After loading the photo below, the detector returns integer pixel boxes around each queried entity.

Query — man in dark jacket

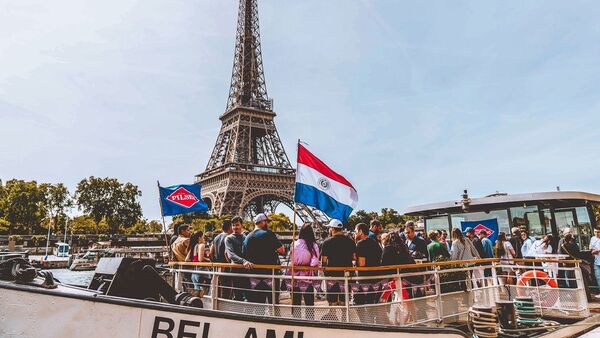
[509,227,523,259]
[466,227,487,258]
[405,221,428,260]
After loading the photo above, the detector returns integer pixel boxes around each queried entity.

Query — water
[51,269,95,286]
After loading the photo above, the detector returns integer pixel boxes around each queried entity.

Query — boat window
[510,206,544,239]
[554,208,579,246]
[425,215,449,233]
[575,206,592,249]
[450,210,510,235]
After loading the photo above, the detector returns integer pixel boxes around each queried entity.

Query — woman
[495,232,516,285]
[529,234,554,256]
[450,228,480,261]
[288,224,320,319]
[380,231,413,323]
[450,228,481,287]
[187,231,211,297]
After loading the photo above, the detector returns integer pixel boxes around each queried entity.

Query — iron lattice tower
[197,0,326,224]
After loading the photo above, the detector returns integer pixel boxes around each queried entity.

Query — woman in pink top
[288,223,320,319]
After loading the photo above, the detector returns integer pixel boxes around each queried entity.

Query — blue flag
[460,218,499,245]
[159,183,209,216]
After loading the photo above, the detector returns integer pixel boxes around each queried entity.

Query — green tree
[347,210,378,228]
[75,176,142,234]
[268,213,292,232]
[40,183,73,234]
[1,179,45,234]
[121,219,164,234]
[70,215,110,234]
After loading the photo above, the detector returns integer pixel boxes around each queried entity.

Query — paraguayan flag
[294,143,358,223]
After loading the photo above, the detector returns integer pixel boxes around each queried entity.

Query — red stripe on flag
[297,143,355,190]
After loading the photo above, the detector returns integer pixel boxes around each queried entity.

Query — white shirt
[590,236,600,266]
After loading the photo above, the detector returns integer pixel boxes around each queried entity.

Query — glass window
[450,210,510,235]
[575,206,592,249]
[426,215,449,233]
[510,206,544,239]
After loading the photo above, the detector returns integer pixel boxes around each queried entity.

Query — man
[440,230,452,252]
[210,219,233,299]
[427,230,450,261]
[225,216,254,301]
[210,220,233,262]
[354,222,382,306]
[321,219,356,319]
[509,227,523,259]
[479,230,494,259]
[557,228,572,255]
[170,224,192,290]
[169,224,181,247]
[589,228,600,295]
[369,220,383,242]
[405,221,428,260]
[466,227,487,259]
[520,230,536,258]
[243,213,285,305]
[171,224,191,262]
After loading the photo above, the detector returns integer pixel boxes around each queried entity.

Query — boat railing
[168,258,589,326]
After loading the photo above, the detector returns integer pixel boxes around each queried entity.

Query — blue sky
[1,1,600,221]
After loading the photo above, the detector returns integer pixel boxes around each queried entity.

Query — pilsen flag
[159,183,209,216]
[294,143,358,223]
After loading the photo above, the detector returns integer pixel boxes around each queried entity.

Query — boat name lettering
[244,328,303,338]
[151,316,209,338]
[150,316,304,338]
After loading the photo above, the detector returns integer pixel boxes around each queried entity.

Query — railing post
[271,268,276,316]
[173,266,180,291]
[573,262,588,313]
[211,267,219,310]
[397,269,404,326]
[344,271,350,323]
[434,266,443,322]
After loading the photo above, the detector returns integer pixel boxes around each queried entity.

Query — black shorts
[326,281,345,303]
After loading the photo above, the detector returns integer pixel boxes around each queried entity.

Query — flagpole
[157,180,171,261]
[290,139,300,307]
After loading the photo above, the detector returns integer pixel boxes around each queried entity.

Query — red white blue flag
[294,143,358,222]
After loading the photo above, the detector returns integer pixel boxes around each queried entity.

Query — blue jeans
[594,264,600,290]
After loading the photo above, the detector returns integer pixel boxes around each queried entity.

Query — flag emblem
[318,177,331,191]
[166,187,200,208]
[474,223,494,236]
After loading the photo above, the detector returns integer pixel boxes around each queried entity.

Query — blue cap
[464,227,474,234]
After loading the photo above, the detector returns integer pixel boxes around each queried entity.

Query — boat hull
[0,282,467,338]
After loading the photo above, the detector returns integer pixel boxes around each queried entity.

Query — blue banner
[460,218,499,245]
[159,183,208,216]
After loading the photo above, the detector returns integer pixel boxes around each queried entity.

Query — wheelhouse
[404,191,600,249]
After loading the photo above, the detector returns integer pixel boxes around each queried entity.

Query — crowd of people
[169,214,600,311]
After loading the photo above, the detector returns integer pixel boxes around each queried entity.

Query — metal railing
[168,258,590,326]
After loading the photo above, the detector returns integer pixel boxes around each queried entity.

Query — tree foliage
[347,208,417,229]
[121,219,164,234]
[268,213,292,232]
[1,179,46,234]
[75,176,142,234]
[40,183,73,233]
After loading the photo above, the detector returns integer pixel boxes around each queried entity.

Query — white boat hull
[0,283,466,338]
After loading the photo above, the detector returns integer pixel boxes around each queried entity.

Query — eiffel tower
[197,0,326,224]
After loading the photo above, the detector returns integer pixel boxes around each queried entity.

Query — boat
[0,252,592,337]
[69,249,106,271]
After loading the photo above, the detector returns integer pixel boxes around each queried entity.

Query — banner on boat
[294,142,358,223]
[460,218,499,245]
[159,183,209,216]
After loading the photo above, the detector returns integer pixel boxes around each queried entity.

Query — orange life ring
[517,270,558,288]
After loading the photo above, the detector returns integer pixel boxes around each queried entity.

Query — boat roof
[404,190,600,216]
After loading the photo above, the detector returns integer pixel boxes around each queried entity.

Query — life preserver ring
[517,270,558,288]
